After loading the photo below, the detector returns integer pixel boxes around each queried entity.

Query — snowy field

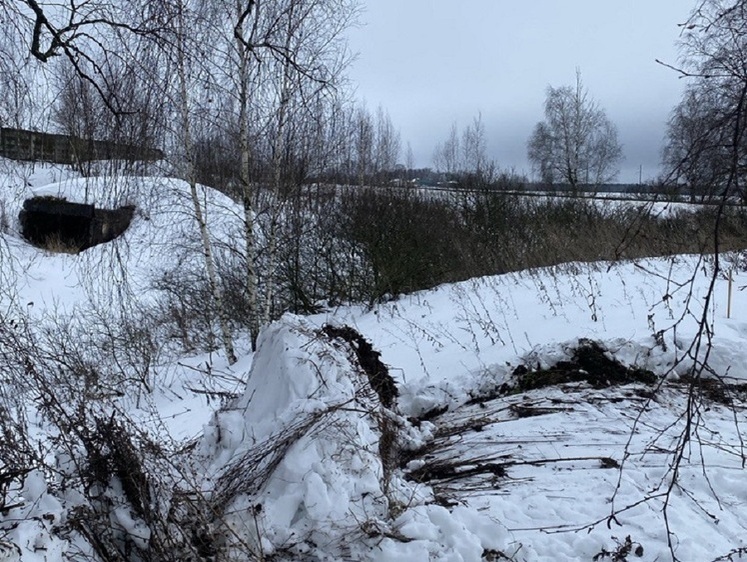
[0,161,746,561]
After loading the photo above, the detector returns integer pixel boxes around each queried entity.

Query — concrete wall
[0,127,164,164]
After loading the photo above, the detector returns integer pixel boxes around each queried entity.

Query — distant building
[0,127,163,165]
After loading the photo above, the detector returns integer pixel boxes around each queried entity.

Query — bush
[337,188,475,302]
[146,185,747,348]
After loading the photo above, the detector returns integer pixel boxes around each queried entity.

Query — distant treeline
[309,165,657,195]
[0,127,164,165]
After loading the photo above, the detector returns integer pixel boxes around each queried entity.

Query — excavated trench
[19,196,134,253]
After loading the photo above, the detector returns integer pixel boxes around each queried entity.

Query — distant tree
[661,0,747,203]
[527,71,623,189]
[373,106,401,183]
[662,86,733,202]
[462,113,488,176]
[527,122,555,185]
[433,116,492,185]
[433,122,461,176]
[432,115,498,192]
[405,142,415,180]
[335,104,401,186]
[53,55,166,176]
[353,106,375,186]
[0,29,47,130]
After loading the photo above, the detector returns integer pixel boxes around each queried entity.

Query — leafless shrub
[336,187,475,303]
[152,270,221,355]
[331,188,747,305]
[0,308,220,561]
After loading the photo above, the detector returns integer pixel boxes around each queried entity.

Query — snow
[1,158,747,560]
[0,165,242,314]
[199,317,403,558]
[308,255,745,415]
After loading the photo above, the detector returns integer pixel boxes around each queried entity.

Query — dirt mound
[511,339,657,392]
[322,324,398,408]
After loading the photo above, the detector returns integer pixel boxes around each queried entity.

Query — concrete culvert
[19,196,135,253]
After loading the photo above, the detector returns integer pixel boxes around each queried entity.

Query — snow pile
[0,168,243,320]
[310,254,747,415]
[1,471,67,561]
[199,316,505,560]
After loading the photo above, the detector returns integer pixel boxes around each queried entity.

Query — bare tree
[2,1,173,117]
[616,3,747,559]
[527,70,623,190]
[405,142,415,178]
[203,0,360,346]
[168,0,238,363]
[433,121,461,176]
[662,85,735,201]
[373,105,401,183]
[527,122,555,186]
[353,105,375,186]
[52,53,166,177]
[661,0,747,204]
[0,29,49,130]
[462,113,487,176]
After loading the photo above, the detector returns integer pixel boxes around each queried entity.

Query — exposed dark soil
[322,324,400,492]
[510,340,657,393]
[322,324,398,408]
[19,196,135,253]
[674,375,747,406]
[401,340,747,507]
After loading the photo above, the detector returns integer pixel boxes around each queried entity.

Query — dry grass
[37,232,84,254]
[333,189,747,301]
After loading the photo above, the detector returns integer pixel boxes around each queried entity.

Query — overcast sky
[346,1,692,183]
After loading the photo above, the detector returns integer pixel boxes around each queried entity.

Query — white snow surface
[1,160,747,561]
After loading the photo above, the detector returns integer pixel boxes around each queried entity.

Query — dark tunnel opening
[19,196,135,253]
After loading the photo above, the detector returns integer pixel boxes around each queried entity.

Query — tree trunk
[177,10,237,364]
[235,1,261,350]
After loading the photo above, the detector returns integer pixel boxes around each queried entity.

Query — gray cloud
[348,0,690,183]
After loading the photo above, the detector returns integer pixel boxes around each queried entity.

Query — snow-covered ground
[1,160,746,561]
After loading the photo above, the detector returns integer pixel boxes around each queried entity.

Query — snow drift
[199,316,505,560]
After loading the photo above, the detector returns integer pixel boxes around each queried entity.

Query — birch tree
[214,0,359,347]
[170,0,238,363]
[5,0,360,351]
[527,71,623,189]
[433,122,461,176]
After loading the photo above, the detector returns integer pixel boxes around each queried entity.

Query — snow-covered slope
[1,160,746,561]
[192,252,747,561]
[308,254,747,410]
[1,167,241,316]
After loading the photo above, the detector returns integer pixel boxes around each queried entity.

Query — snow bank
[309,254,747,415]
[0,169,243,319]
[200,315,507,560]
